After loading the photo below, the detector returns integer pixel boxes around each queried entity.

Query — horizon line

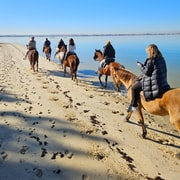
[0,32,180,37]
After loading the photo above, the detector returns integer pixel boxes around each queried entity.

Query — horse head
[93,49,103,61]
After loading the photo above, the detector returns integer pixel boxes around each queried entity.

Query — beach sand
[0,43,179,180]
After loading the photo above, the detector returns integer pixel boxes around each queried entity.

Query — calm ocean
[0,35,180,87]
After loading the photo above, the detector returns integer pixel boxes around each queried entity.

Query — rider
[64,38,76,60]
[55,38,66,56]
[43,38,51,54]
[24,36,36,60]
[103,41,115,64]
[127,44,171,112]
[58,38,66,50]
[98,40,116,71]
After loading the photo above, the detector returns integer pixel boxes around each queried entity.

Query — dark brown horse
[63,53,80,85]
[112,66,180,138]
[93,49,124,91]
[43,46,51,61]
[28,49,39,72]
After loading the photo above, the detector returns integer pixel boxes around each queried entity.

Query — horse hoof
[142,132,147,139]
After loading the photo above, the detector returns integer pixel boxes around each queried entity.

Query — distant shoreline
[0,33,180,38]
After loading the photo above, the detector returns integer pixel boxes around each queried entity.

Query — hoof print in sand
[20,145,29,154]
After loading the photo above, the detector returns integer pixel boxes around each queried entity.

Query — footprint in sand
[49,119,56,128]
[19,145,29,154]
[49,96,59,101]
[82,174,90,180]
[41,148,48,157]
[0,151,8,160]
[51,150,74,160]
[83,109,90,113]
[33,168,43,178]
[53,169,61,174]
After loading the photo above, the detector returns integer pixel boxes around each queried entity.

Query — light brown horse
[43,46,51,61]
[63,53,80,85]
[28,49,39,72]
[93,49,124,91]
[112,67,180,138]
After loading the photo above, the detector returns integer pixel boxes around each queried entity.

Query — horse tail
[73,56,79,72]
[35,50,39,61]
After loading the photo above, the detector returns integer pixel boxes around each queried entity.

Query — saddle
[100,58,115,69]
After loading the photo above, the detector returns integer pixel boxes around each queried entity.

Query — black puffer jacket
[140,57,170,101]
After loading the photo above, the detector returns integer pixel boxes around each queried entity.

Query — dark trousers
[130,80,142,107]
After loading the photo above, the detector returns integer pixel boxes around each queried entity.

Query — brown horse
[112,67,180,138]
[63,53,80,85]
[28,49,39,72]
[43,46,51,61]
[93,49,124,91]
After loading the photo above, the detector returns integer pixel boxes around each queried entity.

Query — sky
[0,0,180,35]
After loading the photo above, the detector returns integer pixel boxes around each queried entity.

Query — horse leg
[64,66,66,77]
[169,111,180,133]
[31,56,35,72]
[32,64,35,72]
[48,53,51,61]
[111,71,121,92]
[36,59,38,72]
[75,73,78,85]
[126,108,147,138]
[126,112,132,122]
[61,60,63,69]
[104,75,108,88]
[33,59,35,72]
[71,72,73,80]
[136,109,147,138]
[98,74,104,87]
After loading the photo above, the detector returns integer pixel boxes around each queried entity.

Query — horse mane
[114,67,137,83]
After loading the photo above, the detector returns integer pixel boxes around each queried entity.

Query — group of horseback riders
[24,36,77,63]
[24,37,170,114]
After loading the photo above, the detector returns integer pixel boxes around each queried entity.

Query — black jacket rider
[103,42,115,64]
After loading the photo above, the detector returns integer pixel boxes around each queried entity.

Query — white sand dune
[0,43,179,180]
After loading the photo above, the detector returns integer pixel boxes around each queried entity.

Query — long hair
[69,38,75,46]
[146,44,163,59]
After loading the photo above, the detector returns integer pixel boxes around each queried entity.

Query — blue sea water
[0,35,180,87]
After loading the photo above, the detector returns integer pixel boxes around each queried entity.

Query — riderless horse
[93,49,124,91]
[112,66,180,138]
